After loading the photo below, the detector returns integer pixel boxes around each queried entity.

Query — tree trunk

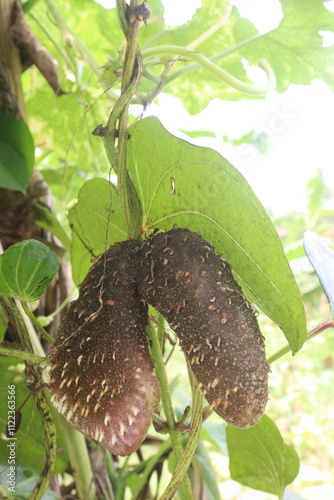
[0,0,26,119]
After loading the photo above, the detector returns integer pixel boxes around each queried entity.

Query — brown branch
[9,1,66,96]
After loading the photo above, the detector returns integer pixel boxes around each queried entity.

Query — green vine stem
[149,317,195,499]
[142,33,265,100]
[0,345,48,364]
[114,0,143,238]
[268,319,334,364]
[141,45,276,96]
[102,0,144,239]
[129,439,173,498]
[21,301,54,344]
[57,419,97,500]
[1,297,56,499]
[160,364,203,500]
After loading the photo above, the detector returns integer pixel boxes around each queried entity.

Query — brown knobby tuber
[50,228,269,455]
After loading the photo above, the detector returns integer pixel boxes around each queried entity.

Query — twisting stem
[160,364,203,500]
[117,0,142,237]
[142,45,276,96]
[104,0,143,239]
[0,297,56,500]
[149,318,195,499]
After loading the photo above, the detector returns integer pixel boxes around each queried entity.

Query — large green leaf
[127,116,306,353]
[0,112,34,191]
[69,178,127,285]
[0,240,59,302]
[234,0,334,93]
[226,415,300,499]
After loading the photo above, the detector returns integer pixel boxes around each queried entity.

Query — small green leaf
[0,112,34,191]
[0,240,59,301]
[226,415,300,499]
[69,178,127,285]
[303,230,334,317]
[127,116,306,353]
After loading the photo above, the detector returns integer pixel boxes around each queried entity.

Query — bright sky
[96,0,334,216]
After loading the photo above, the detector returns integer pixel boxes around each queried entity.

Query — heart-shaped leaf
[127,116,306,353]
[226,414,300,499]
[0,240,59,301]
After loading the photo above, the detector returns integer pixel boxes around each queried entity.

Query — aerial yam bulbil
[50,228,269,456]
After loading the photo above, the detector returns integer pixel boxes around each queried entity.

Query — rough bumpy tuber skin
[50,227,269,456]
[49,240,160,456]
[138,228,270,428]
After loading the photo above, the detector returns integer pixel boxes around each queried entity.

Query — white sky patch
[162,0,201,27]
[95,0,116,8]
[232,0,283,33]
[324,0,334,12]
[320,30,334,47]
